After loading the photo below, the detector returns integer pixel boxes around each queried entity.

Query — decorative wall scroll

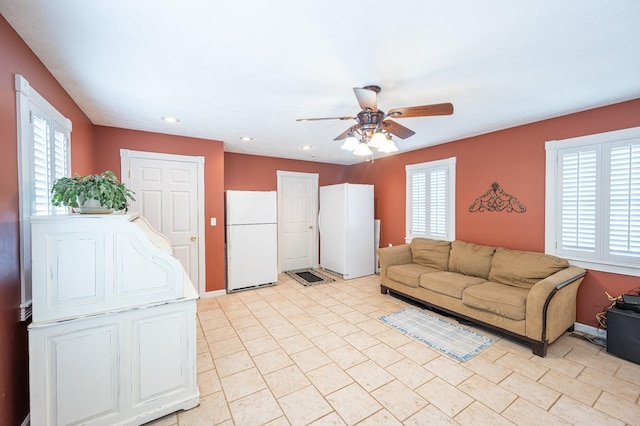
[469,182,526,213]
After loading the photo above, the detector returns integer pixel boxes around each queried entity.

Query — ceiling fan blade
[388,102,454,118]
[297,116,354,122]
[333,126,356,141]
[381,120,415,139]
[353,87,377,111]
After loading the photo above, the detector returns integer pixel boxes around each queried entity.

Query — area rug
[379,308,495,362]
[286,268,335,286]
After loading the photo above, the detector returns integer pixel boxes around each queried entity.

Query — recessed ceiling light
[161,116,180,123]
[240,136,253,142]
[300,145,312,150]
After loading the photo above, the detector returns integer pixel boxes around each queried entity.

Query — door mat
[286,269,335,286]
[379,308,495,362]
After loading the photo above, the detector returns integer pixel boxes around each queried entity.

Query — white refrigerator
[319,183,374,279]
[226,190,278,292]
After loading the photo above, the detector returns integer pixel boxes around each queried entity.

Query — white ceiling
[2,1,640,165]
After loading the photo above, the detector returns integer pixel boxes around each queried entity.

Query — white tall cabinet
[29,214,200,426]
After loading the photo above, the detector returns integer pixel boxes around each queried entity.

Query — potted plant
[51,170,136,214]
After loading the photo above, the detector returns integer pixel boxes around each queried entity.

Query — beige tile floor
[147,273,640,426]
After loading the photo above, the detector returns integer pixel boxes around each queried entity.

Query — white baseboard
[574,322,607,339]
[202,289,226,298]
[21,413,30,426]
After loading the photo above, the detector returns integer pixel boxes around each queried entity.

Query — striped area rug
[379,308,495,362]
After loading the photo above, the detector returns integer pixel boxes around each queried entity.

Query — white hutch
[28,214,200,425]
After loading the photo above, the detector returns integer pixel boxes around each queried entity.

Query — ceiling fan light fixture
[341,135,359,151]
[368,131,387,148]
[353,142,373,156]
[378,137,398,153]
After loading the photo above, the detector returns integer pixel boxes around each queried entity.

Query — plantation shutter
[52,122,69,213]
[546,127,640,276]
[608,142,640,257]
[410,170,427,236]
[558,148,597,256]
[31,108,69,215]
[430,168,447,237]
[407,161,452,240]
[32,111,51,215]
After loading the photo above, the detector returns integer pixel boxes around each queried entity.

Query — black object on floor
[295,271,324,283]
[286,269,335,286]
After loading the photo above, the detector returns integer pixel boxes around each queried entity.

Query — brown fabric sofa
[377,238,586,356]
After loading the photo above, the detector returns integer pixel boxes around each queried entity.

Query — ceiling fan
[297,85,453,155]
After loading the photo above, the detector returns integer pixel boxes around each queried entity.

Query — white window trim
[405,157,456,243]
[545,125,640,277]
[16,74,72,321]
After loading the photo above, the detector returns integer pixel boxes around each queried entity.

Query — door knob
[308,225,313,229]
[191,236,197,241]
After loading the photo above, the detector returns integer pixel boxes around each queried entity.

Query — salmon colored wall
[0,15,96,425]
[224,152,348,190]
[2,14,640,421]
[347,98,640,327]
[93,126,226,292]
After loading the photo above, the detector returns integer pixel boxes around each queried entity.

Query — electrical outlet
[210,217,216,226]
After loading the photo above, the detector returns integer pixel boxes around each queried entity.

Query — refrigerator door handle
[317,209,322,234]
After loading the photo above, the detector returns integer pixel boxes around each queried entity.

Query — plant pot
[75,197,115,214]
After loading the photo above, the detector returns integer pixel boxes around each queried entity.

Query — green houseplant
[51,170,136,213]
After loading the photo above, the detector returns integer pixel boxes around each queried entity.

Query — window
[406,157,456,242]
[16,74,72,320]
[545,126,640,276]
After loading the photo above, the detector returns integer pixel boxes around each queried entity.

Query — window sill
[554,257,640,278]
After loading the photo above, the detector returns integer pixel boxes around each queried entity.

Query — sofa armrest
[378,244,413,282]
[525,266,587,342]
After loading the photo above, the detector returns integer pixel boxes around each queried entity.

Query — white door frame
[276,171,319,272]
[120,149,206,296]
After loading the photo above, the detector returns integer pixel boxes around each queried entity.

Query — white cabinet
[30,214,185,323]
[29,214,200,425]
[29,295,199,425]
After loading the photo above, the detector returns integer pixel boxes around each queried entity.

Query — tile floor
[147,273,640,425]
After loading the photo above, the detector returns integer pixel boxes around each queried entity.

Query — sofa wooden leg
[531,341,548,357]
[380,286,388,295]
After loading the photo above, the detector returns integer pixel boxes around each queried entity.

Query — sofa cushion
[448,240,496,279]
[419,271,487,299]
[410,238,451,271]
[387,264,441,288]
[462,282,529,321]
[488,248,569,289]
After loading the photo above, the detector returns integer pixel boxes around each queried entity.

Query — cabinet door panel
[48,325,119,425]
[134,311,187,403]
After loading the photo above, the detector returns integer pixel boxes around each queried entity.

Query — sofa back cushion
[448,240,496,279]
[410,238,451,271]
[488,248,569,289]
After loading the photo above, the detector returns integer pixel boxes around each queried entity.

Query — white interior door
[277,171,318,272]
[120,150,205,295]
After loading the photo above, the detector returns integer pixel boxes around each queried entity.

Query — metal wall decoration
[469,182,527,213]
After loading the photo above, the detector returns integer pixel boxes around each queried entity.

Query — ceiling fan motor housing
[357,110,385,130]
